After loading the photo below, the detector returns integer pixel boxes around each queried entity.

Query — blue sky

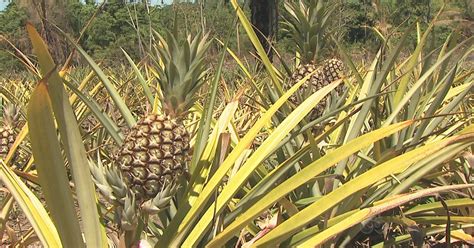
[0,0,9,11]
[0,1,174,11]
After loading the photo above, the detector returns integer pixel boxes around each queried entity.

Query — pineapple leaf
[152,30,210,117]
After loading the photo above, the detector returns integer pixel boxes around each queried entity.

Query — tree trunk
[250,0,278,62]
[18,0,72,64]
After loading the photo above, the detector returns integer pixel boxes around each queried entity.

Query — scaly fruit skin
[114,32,209,205]
[117,114,190,201]
[0,104,20,160]
[288,58,345,120]
[311,58,345,95]
[0,127,15,158]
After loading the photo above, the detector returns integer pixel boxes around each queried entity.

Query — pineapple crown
[2,103,20,128]
[153,30,211,118]
[282,0,337,64]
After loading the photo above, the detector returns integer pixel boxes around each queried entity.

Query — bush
[0,2,28,73]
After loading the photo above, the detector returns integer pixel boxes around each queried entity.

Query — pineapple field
[1,0,473,247]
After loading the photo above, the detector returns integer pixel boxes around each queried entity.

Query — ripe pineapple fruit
[115,31,210,202]
[291,58,345,120]
[0,104,20,160]
[283,0,345,119]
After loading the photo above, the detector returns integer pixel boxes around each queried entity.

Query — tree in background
[0,2,28,73]
[0,0,470,73]
[17,0,73,64]
[250,0,278,61]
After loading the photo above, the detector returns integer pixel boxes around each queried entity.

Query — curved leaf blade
[254,133,474,246]
[27,81,84,247]
[0,162,61,247]
[207,121,413,247]
[27,24,107,248]
[299,184,474,247]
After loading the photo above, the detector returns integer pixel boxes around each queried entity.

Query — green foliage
[281,0,338,63]
[1,1,467,72]
[0,2,27,35]
[0,2,28,73]
[341,1,377,44]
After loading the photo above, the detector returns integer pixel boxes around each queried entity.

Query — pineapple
[296,58,345,120]
[283,0,345,120]
[0,104,20,160]
[115,31,210,202]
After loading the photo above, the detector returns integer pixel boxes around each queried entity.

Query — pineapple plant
[114,31,210,202]
[300,58,346,120]
[0,104,20,160]
[282,0,346,119]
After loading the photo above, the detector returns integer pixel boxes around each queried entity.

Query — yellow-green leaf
[298,184,474,247]
[27,81,84,247]
[254,133,474,246]
[207,121,413,247]
[183,77,343,246]
[27,24,107,248]
[0,161,61,247]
